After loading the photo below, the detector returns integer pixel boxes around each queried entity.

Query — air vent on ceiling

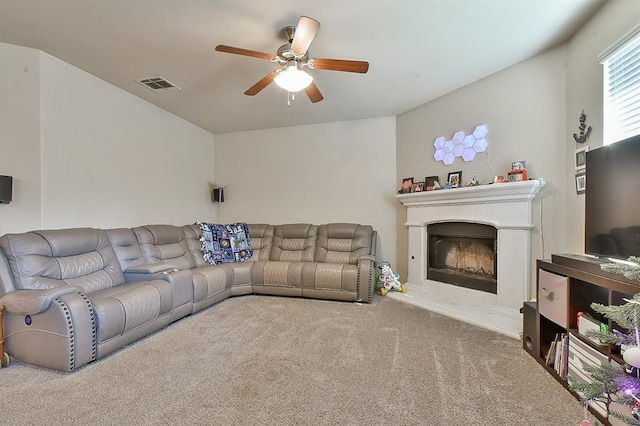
[136,76,181,91]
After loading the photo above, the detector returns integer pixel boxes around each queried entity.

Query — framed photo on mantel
[412,182,424,192]
[425,176,439,191]
[400,177,414,193]
[507,169,528,182]
[447,171,461,188]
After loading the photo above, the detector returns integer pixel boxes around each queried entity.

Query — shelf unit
[535,254,640,425]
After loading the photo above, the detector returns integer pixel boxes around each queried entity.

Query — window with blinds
[600,27,640,145]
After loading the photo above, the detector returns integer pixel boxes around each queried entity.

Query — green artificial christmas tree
[568,361,626,422]
[568,258,640,425]
[601,257,640,282]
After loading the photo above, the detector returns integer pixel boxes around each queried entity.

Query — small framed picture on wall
[575,146,588,170]
[575,171,586,194]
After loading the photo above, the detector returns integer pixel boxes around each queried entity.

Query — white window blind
[600,27,640,145]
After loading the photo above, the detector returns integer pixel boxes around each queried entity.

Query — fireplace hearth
[427,222,497,294]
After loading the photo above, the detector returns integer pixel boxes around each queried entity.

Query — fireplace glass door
[427,222,497,294]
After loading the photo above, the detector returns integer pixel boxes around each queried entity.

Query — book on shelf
[545,333,569,380]
[561,334,569,380]
[545,335,557,366]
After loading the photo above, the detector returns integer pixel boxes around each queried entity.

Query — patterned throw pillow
[196,222,253,265]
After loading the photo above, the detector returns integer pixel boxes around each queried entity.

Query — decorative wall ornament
[433,124,489,165]
[573,110,592,144]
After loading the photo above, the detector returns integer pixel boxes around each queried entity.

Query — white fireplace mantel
[390,179,545,338]
[395,179,545,209]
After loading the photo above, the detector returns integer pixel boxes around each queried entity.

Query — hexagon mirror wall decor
[433,124,489,165]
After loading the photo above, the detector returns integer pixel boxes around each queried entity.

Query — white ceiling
[0,0,604,134]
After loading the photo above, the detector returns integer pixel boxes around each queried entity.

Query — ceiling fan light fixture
[215,15,367,102]
[274,65,313,92]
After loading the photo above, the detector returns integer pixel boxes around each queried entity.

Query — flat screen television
[585,134,640,259]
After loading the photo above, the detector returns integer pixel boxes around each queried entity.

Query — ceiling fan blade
[215,45,275,61]
[311,58,369,74]
[304,82,324,103]
[290,16,320,56]
[244,71,279,96]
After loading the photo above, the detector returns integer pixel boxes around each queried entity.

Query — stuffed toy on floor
[376,261,405,296]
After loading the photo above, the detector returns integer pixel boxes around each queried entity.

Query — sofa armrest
[357,255,376,263]
[370,231,377,257]
[124,269,194,311]
[356,255,376,303]
[3,290,96,371]
[124,269,187,284]
[125,262,177,274]
[0,286,82,315]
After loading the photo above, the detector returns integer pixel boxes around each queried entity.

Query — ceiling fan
[215,16,369,103]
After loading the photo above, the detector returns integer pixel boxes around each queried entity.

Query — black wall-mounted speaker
[522,301,538,358]
[0,175,12,204]
[212,187,224,203]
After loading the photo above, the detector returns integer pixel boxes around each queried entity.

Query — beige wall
[39,52,215,229]
[396,45,568,281]
[564,0,640,254]
[0,43,42,234]
[0,44,216,232]
[214,117,398,266]
[395,0,640,282]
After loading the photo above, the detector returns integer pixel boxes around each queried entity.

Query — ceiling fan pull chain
[286,91,297,107]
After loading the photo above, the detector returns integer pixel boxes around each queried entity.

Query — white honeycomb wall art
[433,124,489,165]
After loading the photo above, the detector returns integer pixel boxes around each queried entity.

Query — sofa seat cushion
[88,280,173,343]
[308,263,358,292]
[228,262,253,287]
[190,264,234,302]
[251,261,300,287]
[251,261,358,292]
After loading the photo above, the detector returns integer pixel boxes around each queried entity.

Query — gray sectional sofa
[0,223,377,371]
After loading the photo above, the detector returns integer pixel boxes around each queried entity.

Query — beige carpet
[2,295,593,425]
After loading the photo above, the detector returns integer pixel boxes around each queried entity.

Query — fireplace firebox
[427,222,497,294]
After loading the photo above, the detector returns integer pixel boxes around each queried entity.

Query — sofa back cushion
[315,224,374,265]
[133,225,196,270]
[0,228,125,292]
[247,224,274,261]
[270,224,317,262]
[0,248,17,296]
[105,228,148,272]
[182,224,207,266]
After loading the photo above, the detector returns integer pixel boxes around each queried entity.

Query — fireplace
[427,222,497,294]
[393,179,545,337]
